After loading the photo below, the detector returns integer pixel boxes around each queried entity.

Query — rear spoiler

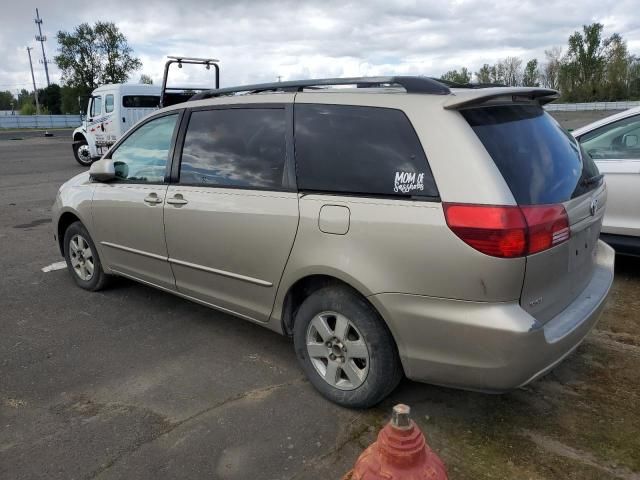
[443,87,559,110]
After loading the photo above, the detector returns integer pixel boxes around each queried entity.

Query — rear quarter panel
[272,195,526,323]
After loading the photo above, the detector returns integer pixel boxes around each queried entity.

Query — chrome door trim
[101,241,273,287]
[167,257,273,287]
[101,241,168,261]
[109,268,266,324]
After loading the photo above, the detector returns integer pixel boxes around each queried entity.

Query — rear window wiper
[580,174,604,187]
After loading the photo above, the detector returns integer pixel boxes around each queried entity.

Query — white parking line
[42,261,67,273]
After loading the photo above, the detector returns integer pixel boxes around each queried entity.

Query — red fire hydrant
[343,404,448,480]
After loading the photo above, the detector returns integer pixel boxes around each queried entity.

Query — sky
[1,0,639,94]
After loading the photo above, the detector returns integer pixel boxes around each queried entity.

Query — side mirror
[89,159,116,181]
[623,134,638,148]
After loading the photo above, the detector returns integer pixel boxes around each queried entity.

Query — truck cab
[72,84,161,166]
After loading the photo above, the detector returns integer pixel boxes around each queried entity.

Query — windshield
[462,105,600,205]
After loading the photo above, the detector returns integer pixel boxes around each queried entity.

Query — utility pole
[26,47,40,115]
[34,8,51,87]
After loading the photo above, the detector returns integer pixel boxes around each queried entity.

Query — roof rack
[189,76,451,101]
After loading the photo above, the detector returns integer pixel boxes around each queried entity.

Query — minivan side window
[179,108,287,189]
[105,94,114,113]
[294,104,438,198]
[90,96,102,117]
[110,113,178,183]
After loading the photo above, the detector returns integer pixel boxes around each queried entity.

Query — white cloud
[1,0,639,94]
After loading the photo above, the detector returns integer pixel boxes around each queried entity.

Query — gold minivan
[53,77,615,407]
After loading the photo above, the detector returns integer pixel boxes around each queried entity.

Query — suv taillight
[443,203,570,258]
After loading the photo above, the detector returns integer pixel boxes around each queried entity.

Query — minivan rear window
[122,95,159,108]
[462,105,600,205]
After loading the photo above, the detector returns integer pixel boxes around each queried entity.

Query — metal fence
[545,101,640,111]
[0,114,82,129]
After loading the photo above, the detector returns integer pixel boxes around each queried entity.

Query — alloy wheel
[305,311,370,390]
[69,234,95,281]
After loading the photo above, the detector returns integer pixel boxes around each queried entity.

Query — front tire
[73,138,93,166]
[63,221,109,291]
[293,286,403,408]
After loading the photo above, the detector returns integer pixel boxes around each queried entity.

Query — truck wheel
[73,139,93,166]
[293,285,403,408]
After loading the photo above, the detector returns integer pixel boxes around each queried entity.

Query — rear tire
[63,221,109,291]
[73,139,93,166]
[293,285,403,408]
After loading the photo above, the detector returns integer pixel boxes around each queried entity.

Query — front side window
[179,108,287,189]
[105,94,114,113]
[294,104,438,198]
[90,96,102,117]
[579,114,640,160]
[111,114,178,183]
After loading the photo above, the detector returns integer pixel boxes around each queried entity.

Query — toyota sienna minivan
[53,76,615,408]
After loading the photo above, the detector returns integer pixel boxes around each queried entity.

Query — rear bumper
[369,240,615,392]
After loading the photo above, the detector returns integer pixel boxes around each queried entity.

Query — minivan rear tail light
[443,203,570,258]
[520,205,570,254]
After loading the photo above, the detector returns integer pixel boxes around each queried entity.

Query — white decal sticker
[394,171,425,193]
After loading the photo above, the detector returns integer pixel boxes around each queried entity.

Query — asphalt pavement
[1,129,639,480]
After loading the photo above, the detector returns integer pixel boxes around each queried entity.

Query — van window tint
[122,95,159,108]
[179,108,286,189]
[105,94,114,113]
[462,105,600,205]
[294,104,438,197]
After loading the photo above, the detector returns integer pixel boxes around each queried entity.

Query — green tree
[604,34,630,100]
[55,21,142,91]
[560,23,611,101]
[440,67,471,84]
[629,57,640,99]
[139,74,153,84]
[522,59,540,87]
[0,90,15,110]
[17,89,34,110]
[38,84,62,114]
[490,63,505,84]
[475,64,492,83]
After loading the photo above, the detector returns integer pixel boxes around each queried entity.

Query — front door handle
[166,194,188,206]
[143,193,163,205]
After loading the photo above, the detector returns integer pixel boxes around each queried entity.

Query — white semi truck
[72,84,161,165]
[72,57,220,166]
